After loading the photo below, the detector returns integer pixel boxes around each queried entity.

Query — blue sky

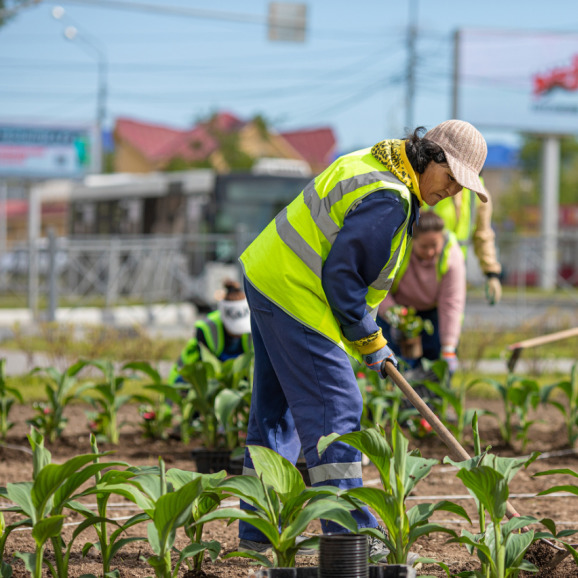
[2,0,578,155]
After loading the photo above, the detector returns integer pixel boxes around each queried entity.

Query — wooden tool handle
[380,361,520,520]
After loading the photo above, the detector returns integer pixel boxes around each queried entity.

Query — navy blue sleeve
[322,190,409,343]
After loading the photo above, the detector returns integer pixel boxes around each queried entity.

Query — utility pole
[405,0,418,130]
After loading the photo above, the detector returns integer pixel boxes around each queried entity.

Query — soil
[1,399,578,577]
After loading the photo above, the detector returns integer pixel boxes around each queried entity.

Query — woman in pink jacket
[377,210,466,374]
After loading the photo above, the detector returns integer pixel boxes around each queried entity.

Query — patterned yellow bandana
[371,139,423,206]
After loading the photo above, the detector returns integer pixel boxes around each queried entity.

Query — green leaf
[13,552,36,575]
[318,429,392,483]
[153,478,204,549]
[347,488,403,541]
[146,522,161,556]
[196,507,280,546]
[32,453,107,514]
[221,549,273,567]
[122,361,161,382]
[31,515,65,547]
[537,485,578,497]
[248,446,305,502]
[0,561,12,578]
[108,536,147,560]
[535,468,578,479]
[457,466,509,522]
[283,501,357,543]
[6,482,34,518]
[504,529,535,571]
[217,475,271,513]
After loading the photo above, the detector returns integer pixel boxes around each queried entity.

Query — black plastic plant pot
[369,565,417,578]
[250,568,319,577]
[319,534,368,578]
[190,448,231,473]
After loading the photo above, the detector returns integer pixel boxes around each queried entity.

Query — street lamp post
[52,6,107,174]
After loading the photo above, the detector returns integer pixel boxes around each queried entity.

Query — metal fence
[0,231,576,323]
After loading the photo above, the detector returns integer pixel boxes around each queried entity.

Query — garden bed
[2,399,578,577]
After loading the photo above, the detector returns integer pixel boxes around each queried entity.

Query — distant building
[113,112,337,175]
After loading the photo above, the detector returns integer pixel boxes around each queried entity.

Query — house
[113,113,337,175]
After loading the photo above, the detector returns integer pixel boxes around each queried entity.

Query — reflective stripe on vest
[240,147,414,361]
[391,230,458,293]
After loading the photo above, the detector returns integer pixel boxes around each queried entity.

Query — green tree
[0,0,37,27]
[495,135,578,229]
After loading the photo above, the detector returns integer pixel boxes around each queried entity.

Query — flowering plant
[138,403,173,440]
[382,305,434,339]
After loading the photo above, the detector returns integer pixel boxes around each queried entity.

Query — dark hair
[414,211,445,237]
[223,279,246,301]
[404,126,447,174]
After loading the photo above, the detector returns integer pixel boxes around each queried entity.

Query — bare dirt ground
[1,399,578,577]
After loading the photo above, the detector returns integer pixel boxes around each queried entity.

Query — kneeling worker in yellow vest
[424,173,502,305]
[167,279,252,386]
[238,120,490,563]
[377,211,466,375]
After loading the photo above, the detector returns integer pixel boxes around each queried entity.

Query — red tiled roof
[280,127,337,170]
[154,126,217,162]
[115,118,184,161]
[115,114,245,164]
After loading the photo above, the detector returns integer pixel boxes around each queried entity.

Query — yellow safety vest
[391,230,459,293]
[168,310,252,384]
[424,177,484,259]
[240,147,415,361]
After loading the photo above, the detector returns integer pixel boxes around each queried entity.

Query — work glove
[441,347,459,374]
[362,343,398,372]
[485,273,502,305]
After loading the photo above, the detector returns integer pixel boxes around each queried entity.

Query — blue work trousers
[239,279,377,541]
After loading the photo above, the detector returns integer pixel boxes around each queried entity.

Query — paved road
[1,347,574,377]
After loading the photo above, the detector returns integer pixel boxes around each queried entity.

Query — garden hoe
[380,361,572,570]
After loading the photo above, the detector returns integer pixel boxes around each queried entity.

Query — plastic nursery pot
[369,565,417,578]
[400,336,423,360]
[319,534,368,578]
[190,448,231,474]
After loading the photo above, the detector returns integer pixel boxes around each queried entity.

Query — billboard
[455,29,578,135]
[0,123,94,179]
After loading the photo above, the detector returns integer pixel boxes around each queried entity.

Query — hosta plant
[0,428,124,578]
[94,459,223,578]
[77,359,149,444]
[470,373,541,448]
[540,362,578,447]
[0,358,23,440]
[69,434,148,578]
[357,368,418,430]
[415,359,494,444]
[196,444,360,568]
[25,361,86,443]
[444,433,543,578]
[318,424,470,565]
[122,361,174,441]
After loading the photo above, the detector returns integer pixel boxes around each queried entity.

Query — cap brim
[446,155,489,203]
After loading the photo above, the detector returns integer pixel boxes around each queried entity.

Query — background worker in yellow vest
[167,279,252,386]
[426,173,502,305]
[377,211,466,374]
[237,119,489,561]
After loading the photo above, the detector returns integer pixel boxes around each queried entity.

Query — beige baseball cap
[424,120,489,203]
